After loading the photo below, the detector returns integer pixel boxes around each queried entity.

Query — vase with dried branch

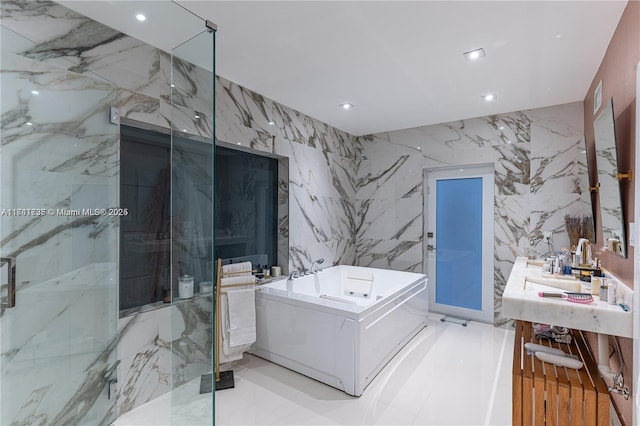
[564,214,582,251]
[564,214,595,252]
[581,215,595,242]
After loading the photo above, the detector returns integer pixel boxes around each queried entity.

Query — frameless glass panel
[170,28,215,425]
[435,178,483,310]
[1,26,118,425]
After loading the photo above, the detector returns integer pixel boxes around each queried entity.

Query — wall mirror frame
[593,97,627,257]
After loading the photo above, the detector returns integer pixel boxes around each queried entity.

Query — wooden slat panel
[522,322,534,426]
[557,382,571,425]
[513,321,524,425]
[573,330,610,426]
[565,355,584,425]
[531,336,546,426]
[583,388,597,426]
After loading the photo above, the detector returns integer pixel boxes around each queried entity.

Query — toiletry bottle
[599,282,608,302]
[591,276,601,296]
[607,280,616,305]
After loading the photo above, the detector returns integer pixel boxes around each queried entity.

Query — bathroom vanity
[503,257,633,338]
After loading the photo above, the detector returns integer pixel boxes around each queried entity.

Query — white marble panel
[529,192,584,255]
[356,140,423,201]
[216,76,276,138]
[354,238,422,272]
[116,309,171,415]
[356,197,423,241]
[1,264,117,426]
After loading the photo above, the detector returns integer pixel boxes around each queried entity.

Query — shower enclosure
[0,1,215,424]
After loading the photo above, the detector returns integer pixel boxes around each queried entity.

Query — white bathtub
[251,265,428,396]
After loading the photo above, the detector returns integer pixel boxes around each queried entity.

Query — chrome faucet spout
[310,258,325,274]
[288,270,300,280]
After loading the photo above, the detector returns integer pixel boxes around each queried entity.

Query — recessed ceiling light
[195,115,200,119]
[555,34,562,39]
[136,14,146,22]
[507,140,512,144]
[499,126,504,130]
[483,94,496,102]
[416,146,421,150]
[170,84,175,88]
[26,122,33,126]
[463,48,486,61]
[237,142,242,145]
[31,90,39,95]
[182,129,187,132]
[339,103,354,110]
[268,121,275,126]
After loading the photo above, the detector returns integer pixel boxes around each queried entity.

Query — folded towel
[226,288,256,347]
[219,292,252,362]
[344,278,372,297]
[221,275,256,286]
[222,261,252,275]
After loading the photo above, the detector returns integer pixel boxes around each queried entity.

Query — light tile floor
[113,315,514,426]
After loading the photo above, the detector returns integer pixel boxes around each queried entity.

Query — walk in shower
[0,1,216,424]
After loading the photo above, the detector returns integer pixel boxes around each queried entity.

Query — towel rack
[214,258,256,390]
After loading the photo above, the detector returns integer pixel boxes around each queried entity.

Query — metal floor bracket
[440,315,470,327]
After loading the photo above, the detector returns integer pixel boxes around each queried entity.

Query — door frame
[423,164,495,323]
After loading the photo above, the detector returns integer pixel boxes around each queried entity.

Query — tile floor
[113,314,514,425]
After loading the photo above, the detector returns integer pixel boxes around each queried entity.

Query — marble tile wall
[355,101,586,324]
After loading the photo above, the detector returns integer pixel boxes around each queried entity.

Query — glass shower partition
[169,25,216,424]
[0,26,119,425]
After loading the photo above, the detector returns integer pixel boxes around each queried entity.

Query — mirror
[593,98,626,257]
[576,138,596,244]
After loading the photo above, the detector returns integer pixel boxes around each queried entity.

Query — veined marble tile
[356,140,423,201]
[289,238,355,272]
[356,197,422,241]
[529,192,584,255]
[171,58,214,139]
[1,263,117,426]
[493,142,530,196]
[117,309,171,414]
[170,297,213,388]
[216,76,275,137]
[355,238,422,272]
[530,138,581,194]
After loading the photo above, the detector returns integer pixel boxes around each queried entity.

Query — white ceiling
[61,1,628,136]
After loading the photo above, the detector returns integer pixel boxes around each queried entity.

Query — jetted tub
[251,265,428,396]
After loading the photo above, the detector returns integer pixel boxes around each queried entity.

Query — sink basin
[503,257,633,338]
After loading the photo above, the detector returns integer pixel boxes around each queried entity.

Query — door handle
[427,245,436,251]
[1,257,16,308]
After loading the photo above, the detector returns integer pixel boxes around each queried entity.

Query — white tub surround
[503,257,633,338]
[251,265,428,396]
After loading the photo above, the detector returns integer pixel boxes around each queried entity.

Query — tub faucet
[288,270,300,280]
[310,258,325,274]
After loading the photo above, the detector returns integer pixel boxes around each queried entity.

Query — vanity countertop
[503,257,633,338]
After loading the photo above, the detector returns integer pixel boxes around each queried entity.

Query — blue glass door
[426,166,494,323]
[435,178,483,310]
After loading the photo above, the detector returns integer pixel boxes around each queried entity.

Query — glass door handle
[1,257,16,308]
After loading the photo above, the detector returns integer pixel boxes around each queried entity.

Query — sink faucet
[288,270,300,280]
[310,258,325,274]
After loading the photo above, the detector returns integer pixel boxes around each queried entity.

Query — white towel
[226,288,256,347]
[221,275,256,286]
[219,293,251,363]
[222,261,252,275]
